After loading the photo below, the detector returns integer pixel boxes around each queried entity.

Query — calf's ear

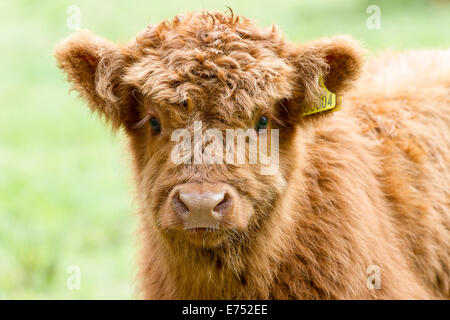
[292,36,364,118]
[54,31,133,130]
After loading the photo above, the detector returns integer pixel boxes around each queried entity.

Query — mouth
[184,226,220,237]
[185,227,219,232]
[182,226,225,245]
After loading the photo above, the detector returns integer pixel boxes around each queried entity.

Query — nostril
[213,192,232,216]
[172,191,189,216]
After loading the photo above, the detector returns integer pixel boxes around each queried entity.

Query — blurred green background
[0,0,448,299]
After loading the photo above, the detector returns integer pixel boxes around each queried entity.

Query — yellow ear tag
[302,78,340,116]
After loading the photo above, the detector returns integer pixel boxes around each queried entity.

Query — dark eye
[255,116,268,131]
[149,117,161,134]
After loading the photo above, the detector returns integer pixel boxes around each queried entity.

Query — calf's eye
[149,117,162,134]
[255,116,268,131]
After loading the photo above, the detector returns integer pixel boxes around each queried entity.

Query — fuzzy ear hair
[54,31,133,129]
[293,36,365,116]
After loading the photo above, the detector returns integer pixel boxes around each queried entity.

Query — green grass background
[0,0,448,299]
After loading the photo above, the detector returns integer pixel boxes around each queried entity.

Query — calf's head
[55,11,362,248]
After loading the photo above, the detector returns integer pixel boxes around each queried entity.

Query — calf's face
[54,12,362,247]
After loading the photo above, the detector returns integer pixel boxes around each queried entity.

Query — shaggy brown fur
[54,10,450,299]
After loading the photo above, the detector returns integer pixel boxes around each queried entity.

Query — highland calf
[54,11,450,299]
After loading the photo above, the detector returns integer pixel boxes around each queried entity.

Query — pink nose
[171,183,233,230]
